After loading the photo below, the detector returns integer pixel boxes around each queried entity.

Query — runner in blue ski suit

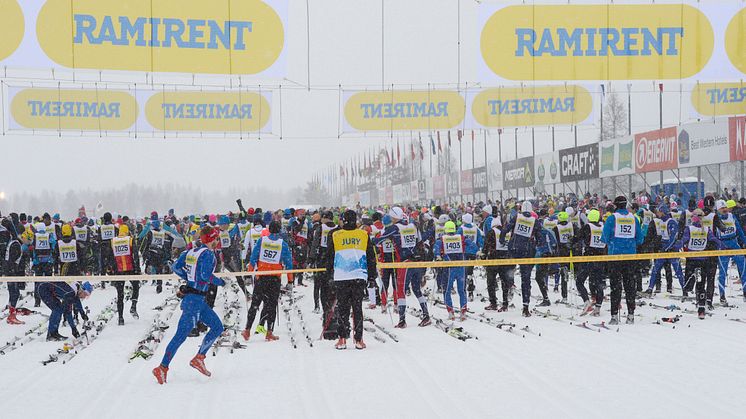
[646,205,684,293]
[154,226,225,384]
[433,221,474,317]
[714,200,746,303]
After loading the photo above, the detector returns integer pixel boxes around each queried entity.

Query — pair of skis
[0,318,50,355]
[478,313,539,337]
[129,295,180,362]
[363,317,399,342]
[42,301,118,366]
[407,306,475,341]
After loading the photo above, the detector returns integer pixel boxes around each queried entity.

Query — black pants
[113,278,140,318]
[313,271,323,309]
[486,264,515,306]
[684,258,715,309]
[223,253,248,296]
[609,260,636,316]
[703,257,719,302]
[576,262,604,307]
[245,276,281,332]
[33,263,53,305]
[534,259,552,301]
[465,254,476,293]
[335,279,365,341]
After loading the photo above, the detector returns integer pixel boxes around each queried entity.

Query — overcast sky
[0,0,708,203]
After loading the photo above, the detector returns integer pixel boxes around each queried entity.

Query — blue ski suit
[715,212,746,295]
[38,282,84,337]
[648,215,685,290]
[161,245,225,368]
[434,233,474,310]
[500,211,544,307]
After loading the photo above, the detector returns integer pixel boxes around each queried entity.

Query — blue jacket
[373,221,417,261]
[433,233,473,276]
[500,212,543,258]
[33,233,57,265]
[457,223,483,255]
[601,209,645,255]
[249,234,293,270]
[535,228,558,257]
[173,245,225,292]
[679,224,722,260]
[716,213,746,249]
[658,215,679,251]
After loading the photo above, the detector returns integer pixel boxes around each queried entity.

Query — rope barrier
[0,268,327,283]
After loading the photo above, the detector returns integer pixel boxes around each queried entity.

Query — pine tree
[600,91,628,142]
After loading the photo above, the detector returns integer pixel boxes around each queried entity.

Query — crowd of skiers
[2,190,746,382]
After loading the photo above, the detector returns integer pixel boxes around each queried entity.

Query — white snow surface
[1,270,745,419]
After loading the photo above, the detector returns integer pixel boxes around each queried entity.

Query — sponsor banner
[0,0,24,61]
[417,180,427,201]
[343,90,465,132]
[144,91,271,132]
[8,86,137,131]
[599,136,635,178]
[487,160,503,192]
[502,156,535,189]
[0,0,287,77]
[635,127,679,173]
[447,173,460,197]
[433,175,446,199]
[472,166,488,194]
[534,151,560,186]
[471,85,592,128]
[729,116,746,162]
[559,144,599,183]
[677,120,729,168]
[691,82,746,117]
[460,170,474,196]
[479,3,715,81]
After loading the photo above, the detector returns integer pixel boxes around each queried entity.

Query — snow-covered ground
[1,269,745,419]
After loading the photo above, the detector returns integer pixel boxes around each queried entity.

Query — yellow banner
[36,0,284,75]
[344,90,465,131]
[145,91,271,132]
[481,4,713,80]
[472,85,592,128]
[10,88,138,131]
[0,0,23,61]
[691,82,746,116]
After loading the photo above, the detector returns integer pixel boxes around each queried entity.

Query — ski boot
[6,307,25,325]
[626,314,635,325]
[591,307,600,317]
[367,303,377,310]
[553,285,559,293]
[447,310,456,321]
[152,365,169,385]
[707,301,714,311]
[698,308,706,320]
[241,329,251,341]
[335,338,347,350]
[666,286,673,294]
[459,307,468,322]
[418,316,431,327]
[130,303,139,319]
[394,319,407,329]
[354,339,366,350]
[380,305,387,314]
[580,300,594,315]
[189,354,211,377]
[497,304,509,312]
[484,303,498,311]
[118,316,125,326]
[521,306,531,317]
[46,332,67,341]
[156,284,163,294]
[538,299,551,307]
[609,314,620,325]
[720,296,729,307]
[265,331,280,341]
[313,305,321,314]
[639,289,653,299]
[681,291,689,302]
[559,297,568,304]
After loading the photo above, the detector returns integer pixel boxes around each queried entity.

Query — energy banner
[478,1,745,82]
[0,0,287,77]
[635,127,679,173]
[599,136,635,178]
[342,90,465,133]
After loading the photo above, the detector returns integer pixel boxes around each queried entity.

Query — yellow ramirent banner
[378,249,746,269]
[0,268,325,283]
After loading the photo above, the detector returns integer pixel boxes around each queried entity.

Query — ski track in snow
[0,271,745,419]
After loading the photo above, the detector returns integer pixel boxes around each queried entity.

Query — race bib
[721,219,736,237]
[259,238,283,264]
[443,234,463,255]
[185,247,207,283]
[381,239,394,253]
[614,214,635,239]
[589,224,606,249]
[557,224,573,244]
[514,215,535,238]
[101,224,115,240]
[461,226,478,243]
[35,233,50,250]
[219,231,231,248]
[151,230,165,248]
[399,225,417,249]
[298,223,309,239]
[112,237,131,257]
[688,227,707,251]
[495,228,510,251]
[59,241,78,263]
[74,226,88,242]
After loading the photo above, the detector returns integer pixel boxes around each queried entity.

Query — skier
[58,224,84,276]
[600,196,647,325]
[433,221,472,321]
[680,211,722,318]
[2,215,26,324]
[37,280,93,341]
[500,201,544,317]
[309,211,338,337]
[714,200,746,304]
[31,223,56,307]
[153,226,226,384]
[217,215,249,299]
[643,205,685,296]
[483,216,515,312]
[574,209,606,316]
[326,209,377,349]
[111,224,141,325]
[458,213,483,302]
[140,219,169,293]
[552,211,577,302]
[241,221,293,342]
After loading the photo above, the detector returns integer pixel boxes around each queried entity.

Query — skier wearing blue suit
[714,200,746,304]
[601,196,648,325]
[458,213,483,301]
[645,205,685,294]
[153,225,225,385]
[434,221,474,320]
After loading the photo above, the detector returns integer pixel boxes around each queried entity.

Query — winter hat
[200,226,220,244]
[269,221,282,234]
[81,281,94,295]
[558,211,569,222]
[437,214,449,224]
[587,209,601,223]
[522,201,533,213]
[462,213,473,224]
[613,196,628,210]
[388,206,405,220]
[444,221,457,233]
[715,200,727,210]
[218,215,230,225]
[61,224,73,237]
[118,224,130,236]
[382,215,393,227]
[727,200,737,209]
[481,205,492,215]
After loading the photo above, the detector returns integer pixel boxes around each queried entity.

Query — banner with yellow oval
[480,3,714,81]
[691,82,746,117]
[9,87,138,131]
[471,85,592,128]
[145,91,271,132]
[0,0,24,61]
[33,0,286,76]
[344,90,465,132]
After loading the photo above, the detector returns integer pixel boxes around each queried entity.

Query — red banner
[433,175,446,199]
[460,170,474,195]
[729,116,746,162]
[635,127,678,173]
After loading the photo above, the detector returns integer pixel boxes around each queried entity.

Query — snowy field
[1,269,745,419]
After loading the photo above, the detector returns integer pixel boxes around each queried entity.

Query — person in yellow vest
[112,224,141,325]
[326,210,378,350]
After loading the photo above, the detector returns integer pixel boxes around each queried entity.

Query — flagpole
[483,129,488,202]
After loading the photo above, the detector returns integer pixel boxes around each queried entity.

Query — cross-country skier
[714,200,746,304]
[643,205,685,296]
[500,201,544,317]
[38,280,92,341]
[111,224,141,325]
[433,221,473,321]
[680,210,722,318]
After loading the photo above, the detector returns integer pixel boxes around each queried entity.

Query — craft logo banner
[479,3,715,81]
[534,151,560,186]
[0,0,24,61]
[472,167,488,194]
[502,156,535,189]
[599,136,634,178]
[145,91,271,132]
[676,120,729,168]
[460,170,474,196]
[471,85,592,128]
[0,0,287,77]
[691,82,746,116]
[729,116,746,161]
[559,143,599,182]
[343,90,465,132]
[8,87,138,131]
[635,127,679,173]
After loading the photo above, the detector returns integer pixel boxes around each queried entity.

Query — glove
[177,285,187,298]
[81,312,89,322]
[72,328,80,339]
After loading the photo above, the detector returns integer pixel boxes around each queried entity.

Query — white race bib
[443,234,463,255]
[185,247,208,283]
[398,225,418,249]
[720,216,737,237]
[557,223,574,244]
[495,228,510,251]
[59,240,78,262]
[112,237,131,257]
[259,238,283,264]
[101,224,115,240]
[151,230,165,248]
[589,224,606,249]
[381,239,394,253]
[219,231,231,248]
[688,226,707,251]
[513,214,535,238]
[74,226,88,242]
[35,233,50,250]
[613,213,635,239]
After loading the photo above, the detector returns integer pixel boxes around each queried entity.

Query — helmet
[715,200,727,210]
[565,206,575,217]
[522,201,533,213]
[284,208,292,217]
[268,220,282,234]
[81,281,94,295]
[613,195,628,209]
[118,224,130,236]
[587,209,600,223]
[321,211,334,221]
[61,224,73,237]
[342,209,357,226]
[462,213,473,224]
[444,221,457,233]
[481,205,492,215]
[438,214,449,224]
[726,199,737,209]
[218,215,230,225]
[389,206,405,220]
[558,211,569,222]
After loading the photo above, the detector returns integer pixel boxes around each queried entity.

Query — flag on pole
[419,134,425,160]
[410,141,416,160]
[448,131,452,147]
[437,132,442,152]
[430,134,436,155]
[457,130,463,142]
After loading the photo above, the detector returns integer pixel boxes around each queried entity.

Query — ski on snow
[0,318,49,355]
[42,300,118,366]
[363,317,399,342]
[129,294,180,362]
